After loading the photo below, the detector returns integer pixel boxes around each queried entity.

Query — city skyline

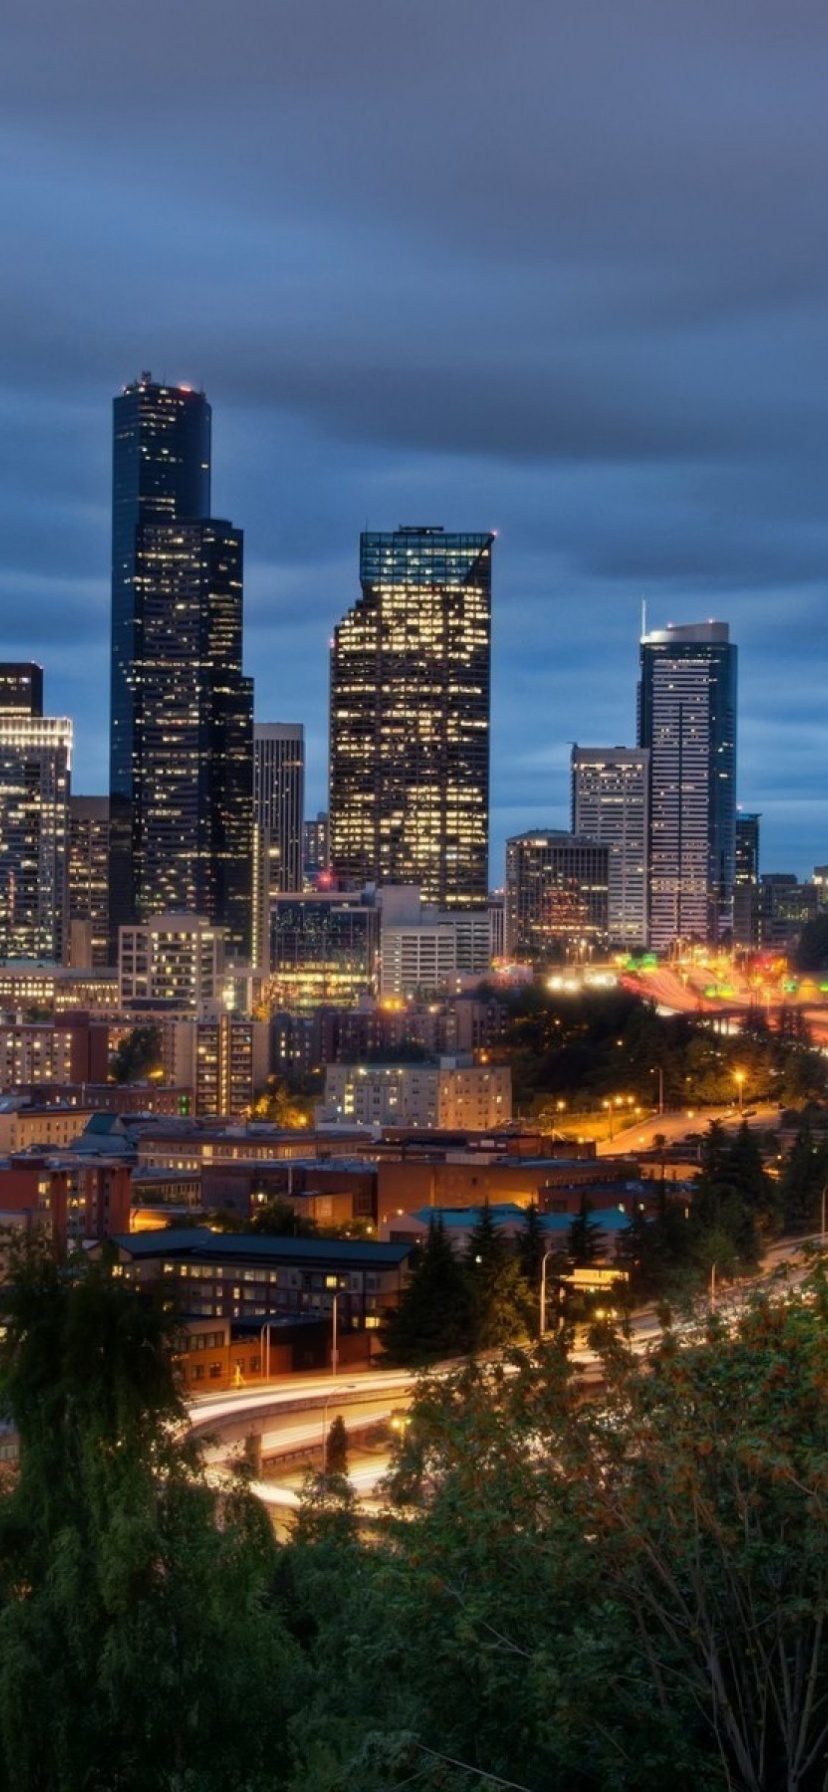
[1,3,827,883]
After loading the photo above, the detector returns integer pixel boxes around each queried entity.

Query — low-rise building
[317,1057,512,1130]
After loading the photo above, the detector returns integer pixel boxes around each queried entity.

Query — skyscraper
[0,663,72,962]
[571,747,650,950]
[329,526,492,906]
[638,621,737,952]
[252,723,305,969]
[68,795,110,967]
[734,811,761,947]
[108,374,253,956]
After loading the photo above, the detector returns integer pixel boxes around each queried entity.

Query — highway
[189,1235,824,1525]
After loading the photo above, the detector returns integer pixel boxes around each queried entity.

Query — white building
[378,885,493,997]
[118,913,227,1012]
[317,1056,511,1130]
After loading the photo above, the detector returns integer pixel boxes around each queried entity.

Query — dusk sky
[2,0,827,884]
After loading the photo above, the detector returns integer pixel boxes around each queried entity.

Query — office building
[108,374,253,956]
[504,831,609,963]
[571,747,650,950]
[303,811,330,886]
[329,526,492,905]
[68,796,110,968]
[268,890,378,1012]
[638,621,737,952]
[0,663,71,963]
[378,885,493,997]
[734,811,761,947]
[252,724,305,969]
[118,912,226,1012]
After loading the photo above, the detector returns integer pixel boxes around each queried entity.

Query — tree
[566,1193,603,1266]
[381,1218,474,1366]
[109,1023,163,1084]
[465,1204,530,1352]
[0,1248,294,1791]
[368,1279,828,1792]
[325,1414,349,1477]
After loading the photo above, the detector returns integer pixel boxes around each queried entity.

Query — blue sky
[1,0,827,881]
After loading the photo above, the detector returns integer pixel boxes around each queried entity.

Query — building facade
[329,526,492,905]
[0,663,71,963]
[504,831,610,962]
[108,375,253,956]
[118,912,227,1011]
[571,747,650,950]
[638,621,737,952]
[733,811,761,947]
[268,890,378,1012]
[377,885,493,997]
[68,795,110,967]
[318,1059,512,1130]
[252,723,305,969]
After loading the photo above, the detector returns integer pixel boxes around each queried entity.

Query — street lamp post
[259,1320,278,1384]
[540,1245,556,1337]
[331,1291,339,1376]
[650,1066,664,1115]
[734,1070,745,1113]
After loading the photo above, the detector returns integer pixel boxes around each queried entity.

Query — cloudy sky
[1,0,827,881]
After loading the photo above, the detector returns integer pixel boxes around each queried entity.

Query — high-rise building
[303,811,330,886]
[252,724,305,970]
[504,831,609,963]
[638,621,737,952]
[108,374,253,957]
[571,747,650,950]
[734,811,761,947]
[68,796,110,968]
[329,526,492,906]
[0,664,71,963]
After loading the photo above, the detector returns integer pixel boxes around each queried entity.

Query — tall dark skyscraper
[329,526,492,906]
[638,621,737,951]
[108,375,253,955]
[0,663,71,963]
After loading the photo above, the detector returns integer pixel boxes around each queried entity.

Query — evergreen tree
[381,1218,473,1366]
[325,1413,349,1477]
[465,1204,530,1352]
[566,1194,603,1266]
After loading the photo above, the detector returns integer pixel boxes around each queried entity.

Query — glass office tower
[108,375,252,956]
[329,526,492,906]
[638,621,737,952]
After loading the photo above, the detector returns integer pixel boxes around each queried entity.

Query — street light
[331,1291,339,1377]
[650,1066,664,1115]
[540,1245,556,1337]
[259,1320,278,1384]
[734,1070,745,1113]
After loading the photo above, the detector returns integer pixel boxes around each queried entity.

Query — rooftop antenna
[640,596,647,641]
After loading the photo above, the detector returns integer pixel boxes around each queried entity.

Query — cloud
[0,0,825,881]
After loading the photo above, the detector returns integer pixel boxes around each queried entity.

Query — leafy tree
[0,1248,294,1791]
[795,912,828,973]
[109,1023,163,1084]
[248,1197,319,1237]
